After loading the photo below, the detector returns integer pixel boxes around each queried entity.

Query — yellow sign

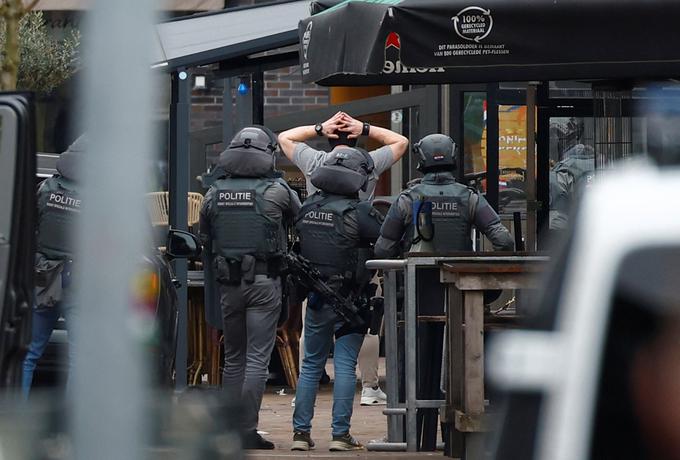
[480,105,528,171]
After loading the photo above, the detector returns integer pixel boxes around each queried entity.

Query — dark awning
[154,0,309,70]
[299,0,680,85]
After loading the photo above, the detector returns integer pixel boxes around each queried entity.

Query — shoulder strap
[255,177,277,192]
[407,183,424,201]
[467,187,479,222]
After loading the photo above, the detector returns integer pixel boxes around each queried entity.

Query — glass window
[462,94,529,214]
[462,92,486,180]
[498,105,528,215]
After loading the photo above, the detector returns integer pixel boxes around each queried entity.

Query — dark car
[0,94,36,389]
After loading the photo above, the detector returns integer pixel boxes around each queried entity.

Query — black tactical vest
[406,177,473,252]
[37,177,81,259]
[296,193,359,279]
[210,177,282,261]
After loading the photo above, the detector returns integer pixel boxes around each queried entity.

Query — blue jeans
[293,302,364,436]
[21,302,76,399]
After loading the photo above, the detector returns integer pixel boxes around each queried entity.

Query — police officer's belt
[214,255,283,285]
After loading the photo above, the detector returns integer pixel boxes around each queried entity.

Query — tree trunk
[1,14,19,90]
[1,0,30,91]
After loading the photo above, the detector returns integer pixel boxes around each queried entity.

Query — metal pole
[222,77,233,146]
[526,83,538,251]
[450,86,465,183]
[74,0,155,458]
[252,70,264,125]
[384,270,402,443]
[169,69,190,390]
[536,82,550,244]
[365,260,407,451]
[235,75,253,131]
[405,261,418,452]
[390,85,403,194]
[486,83,500,212]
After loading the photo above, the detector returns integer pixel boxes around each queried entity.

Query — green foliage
[0,11,80,94]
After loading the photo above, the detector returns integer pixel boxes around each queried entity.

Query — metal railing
[365,257,451,452]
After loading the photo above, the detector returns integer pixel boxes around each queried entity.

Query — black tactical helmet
[227,125,278,154]
[219,125,278,177]
[310,147,375,195]
[414,133,457,172]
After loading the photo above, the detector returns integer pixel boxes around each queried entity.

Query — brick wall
[190,85,225,132]
[264,66,329,118]
[189,66,329,133]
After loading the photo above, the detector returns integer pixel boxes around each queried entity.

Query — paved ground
[248,359,445,460]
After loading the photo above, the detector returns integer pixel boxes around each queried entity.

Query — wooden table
[439,256,548,459]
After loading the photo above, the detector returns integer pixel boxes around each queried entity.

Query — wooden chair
[276,328,299,390]
[146,191,204,228]
[187,192,203,228]
[147,192,169,227]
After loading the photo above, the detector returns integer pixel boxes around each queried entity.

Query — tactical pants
[220,275,281,433]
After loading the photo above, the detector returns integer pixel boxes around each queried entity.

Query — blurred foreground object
[489,158,680,459]
[0,389,243,459]
[72,0,156,459]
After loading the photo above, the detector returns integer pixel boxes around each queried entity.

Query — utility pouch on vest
[241,255,256,283]
[468,190,479,221]
[267,255,286,277]
[34,255,65,308]
[214,255,241,285]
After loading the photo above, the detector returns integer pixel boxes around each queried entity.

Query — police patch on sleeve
[46,193,81,213]
[217,190,256,208]
[428,197,460,218]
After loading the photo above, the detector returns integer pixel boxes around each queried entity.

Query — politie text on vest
[303,210,334,227]
[47,193,81,211]
[217,190,255,207]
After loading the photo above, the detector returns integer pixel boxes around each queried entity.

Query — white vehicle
[489,160,680,460]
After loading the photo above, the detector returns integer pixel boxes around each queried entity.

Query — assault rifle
[284,252,364,329]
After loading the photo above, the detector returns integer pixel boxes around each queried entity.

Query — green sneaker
[329,432,364,451]
[291,431,315,451]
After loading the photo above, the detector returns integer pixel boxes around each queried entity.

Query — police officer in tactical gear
[374,134,514,258]
[549,143,594,231]
[291,147,384,452]
[199,126,301,450]
[22,135,87,399]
